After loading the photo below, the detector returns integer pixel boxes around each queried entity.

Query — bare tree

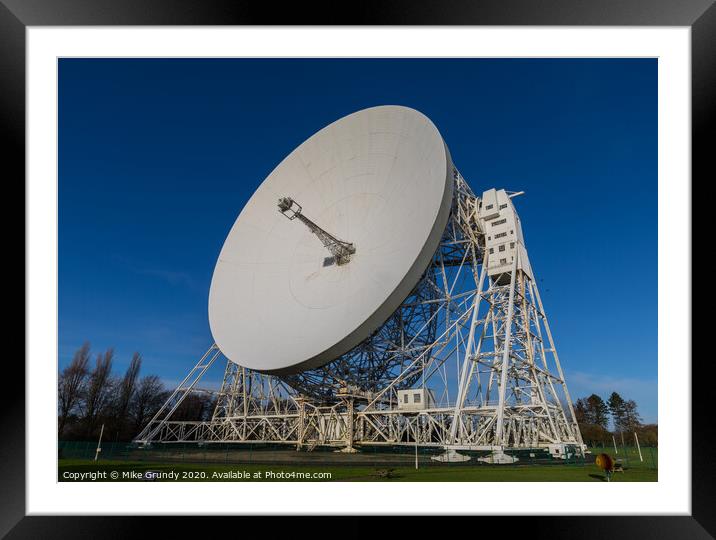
[131,375,167,435]
[623,399,642,432]
[172,392,215,422]
[82,348,115,437]
[114,352,141,437]
[58,342,172,441]
[58,342,91,436]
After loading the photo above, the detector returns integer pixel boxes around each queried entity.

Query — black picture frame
[5,0,709,537]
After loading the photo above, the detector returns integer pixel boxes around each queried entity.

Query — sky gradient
[58,58,657,423]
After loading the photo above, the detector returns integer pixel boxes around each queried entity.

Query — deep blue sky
[59,58,657,423]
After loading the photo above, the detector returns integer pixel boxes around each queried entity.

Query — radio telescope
[136,105,584,462]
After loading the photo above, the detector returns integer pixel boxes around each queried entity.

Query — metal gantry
[135,174,584,461]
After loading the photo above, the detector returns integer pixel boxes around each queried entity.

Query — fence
[587,442,658,471]
[58,440,613,468]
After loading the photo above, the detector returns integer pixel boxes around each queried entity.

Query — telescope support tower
[135,177,584,462]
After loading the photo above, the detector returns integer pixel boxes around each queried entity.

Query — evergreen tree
[607,391,626,432]
[574,398,588,424]
[586,394,609,429]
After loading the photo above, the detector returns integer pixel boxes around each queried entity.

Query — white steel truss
[134,175,584,460]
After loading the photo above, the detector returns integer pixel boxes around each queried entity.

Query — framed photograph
[8,0,710,535]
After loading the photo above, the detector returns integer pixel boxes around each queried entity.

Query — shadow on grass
[589,473,607,482]
[332,469,406,482]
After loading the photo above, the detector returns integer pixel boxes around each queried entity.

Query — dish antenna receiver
[136,106,584,463]
[277,196,356,266]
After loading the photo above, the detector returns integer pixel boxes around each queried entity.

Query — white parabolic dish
[209,105,454,375]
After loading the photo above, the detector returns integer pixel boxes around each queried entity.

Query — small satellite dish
[595,453,614,470]
[595,453,615,481]
[209,105,454,375]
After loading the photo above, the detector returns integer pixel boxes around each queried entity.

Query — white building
[397,388,434,411]
[478,188,534,282]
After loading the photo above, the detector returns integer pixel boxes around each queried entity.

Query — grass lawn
[59,451,657,482]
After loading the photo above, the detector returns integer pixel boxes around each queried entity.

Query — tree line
[58,342,215,442]
[574,392,657,447]
[60,342,658,447]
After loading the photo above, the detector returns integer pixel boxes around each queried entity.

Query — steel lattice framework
[135,174,584,461]
[282,239,444,400]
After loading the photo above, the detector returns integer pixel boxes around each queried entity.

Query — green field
[58,446,657,482]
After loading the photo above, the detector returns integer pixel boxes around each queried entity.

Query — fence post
[634,432,643,462]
